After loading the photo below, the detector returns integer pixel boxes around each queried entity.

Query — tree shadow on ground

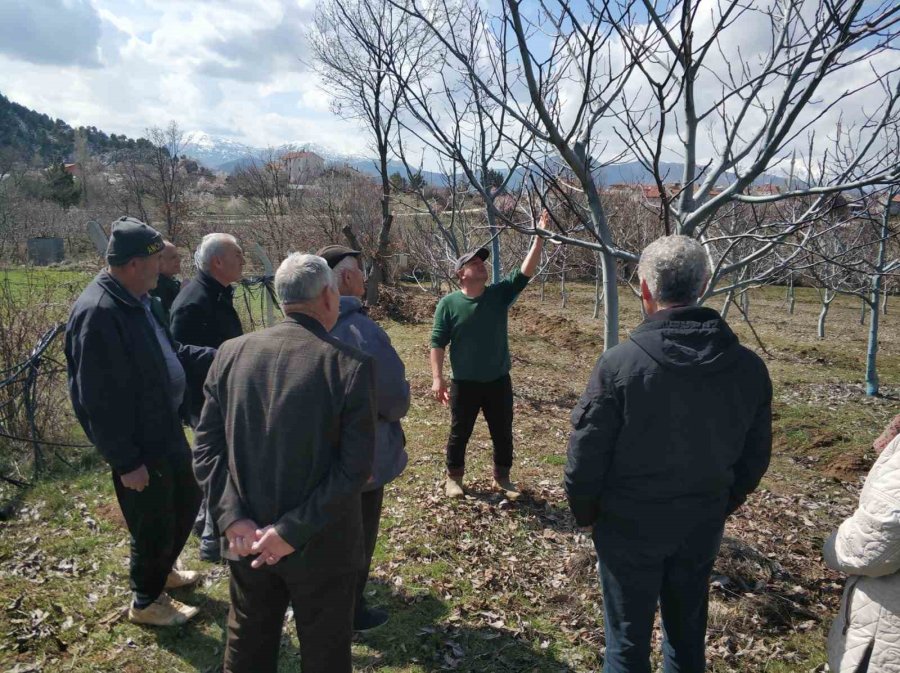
[354,586,579,672]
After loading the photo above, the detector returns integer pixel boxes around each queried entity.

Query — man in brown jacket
[193,252,376,673]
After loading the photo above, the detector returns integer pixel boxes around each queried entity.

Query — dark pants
[356,486,385,612]
[446,374,514,478]
[224,561,356,673]
[593,516,725,673]
[113,447,202,608]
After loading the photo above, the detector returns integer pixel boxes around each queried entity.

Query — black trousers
[224,561,356,673]
[356,486,385,611]
[446,374,514,477]
[593,516,725,673]
[113,447,202,608]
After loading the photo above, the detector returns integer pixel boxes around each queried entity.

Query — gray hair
[194,233,239,272]
[275,253,336,304]
[638,235,710,306]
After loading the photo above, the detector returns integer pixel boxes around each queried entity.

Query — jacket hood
[96,270,143,310]
[629,305,740,372]
[338,295,366,320]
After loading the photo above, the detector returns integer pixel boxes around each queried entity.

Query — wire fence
[0,272,284,491]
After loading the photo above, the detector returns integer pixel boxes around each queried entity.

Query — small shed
[27,237,65,266]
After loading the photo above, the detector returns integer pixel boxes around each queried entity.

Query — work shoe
[165,568,201,590]
[128,593,199,626]
[354,605,389,631]
[445,475,465,499]
[492,476,521,501]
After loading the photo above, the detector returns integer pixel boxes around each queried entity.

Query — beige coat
[824,435,900,673]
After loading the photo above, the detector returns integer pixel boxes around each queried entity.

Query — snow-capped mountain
[181,131,255,171]
[181,131,370,173]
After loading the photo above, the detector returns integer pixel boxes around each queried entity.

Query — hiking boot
[445,475,465,499]
[165,568,201,590]
[492,476,521,501]
[354,605,389,631]
[128,593,199,626]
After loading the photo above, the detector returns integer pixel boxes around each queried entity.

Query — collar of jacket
[638,304,723,328]
[197,270,234,300]
[97,270,144,310]
[284,312,329,336]
[338,295,367,318]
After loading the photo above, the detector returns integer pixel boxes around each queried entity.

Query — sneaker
[128,593,199,626]
[165,568,202,590]
[492,476,521,501]
[445,475,465,499]
[354,605,389,631]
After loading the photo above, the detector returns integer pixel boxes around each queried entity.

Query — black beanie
[106,216,164,266]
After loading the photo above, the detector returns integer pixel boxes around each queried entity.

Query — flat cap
[316,244,361,269]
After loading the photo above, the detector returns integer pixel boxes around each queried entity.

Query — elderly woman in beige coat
[824,433,900,673]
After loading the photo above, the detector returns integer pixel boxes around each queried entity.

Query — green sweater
[430,269,531,382]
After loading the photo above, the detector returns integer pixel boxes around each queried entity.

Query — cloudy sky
[1,0,895,175]
[0,0,367,153]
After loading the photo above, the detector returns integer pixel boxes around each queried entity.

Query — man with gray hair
[193,252,375,673]
[565,235,772,673]
[171,232,245,561]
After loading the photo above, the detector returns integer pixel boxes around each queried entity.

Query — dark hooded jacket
[65,271,215,475]
[564,306,772,531]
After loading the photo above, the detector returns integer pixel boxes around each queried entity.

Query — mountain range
[0,93,788,189]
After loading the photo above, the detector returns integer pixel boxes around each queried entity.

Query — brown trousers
[224,560,356,673]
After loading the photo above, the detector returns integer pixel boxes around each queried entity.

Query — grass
[1,275,898,672]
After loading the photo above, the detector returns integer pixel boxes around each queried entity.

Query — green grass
[1,279,898,671]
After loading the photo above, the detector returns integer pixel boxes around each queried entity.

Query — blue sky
[0,0,368,152]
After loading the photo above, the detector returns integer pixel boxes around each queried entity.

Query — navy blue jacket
[565,306,772,532]
[331,296,409,490]
[65,271,214,474]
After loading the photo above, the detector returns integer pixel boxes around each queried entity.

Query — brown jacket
[193,313,376,579]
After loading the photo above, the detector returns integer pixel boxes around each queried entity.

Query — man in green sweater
[431,213,549,499]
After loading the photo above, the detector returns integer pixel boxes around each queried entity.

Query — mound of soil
[825,452,873,480]
[369,285,439,324]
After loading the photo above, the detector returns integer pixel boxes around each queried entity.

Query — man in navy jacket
[66,217,214,626]
[565,235,772,673]
[319,244,410,631]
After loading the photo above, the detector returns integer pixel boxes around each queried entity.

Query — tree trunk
[787,279,795,315]
[741,289,750,321]
[866,292,881,396]
[600,250,619,347]
[592,258,603,320]
[366,138,393,306]
[883,285,889,316]
[540,270,546,302]
[817,291,832,339]
[489,221,502,284]
[721,289,735,320]
[560,258,568,309]
[861,297,867,325]
[866,202,892,396]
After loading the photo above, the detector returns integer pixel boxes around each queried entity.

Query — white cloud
[0,0,105,67]
[0,0,370,155]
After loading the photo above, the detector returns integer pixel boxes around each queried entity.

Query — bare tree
[145,121,189,242]
[310,0,433,304]
[395,0,900,348]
